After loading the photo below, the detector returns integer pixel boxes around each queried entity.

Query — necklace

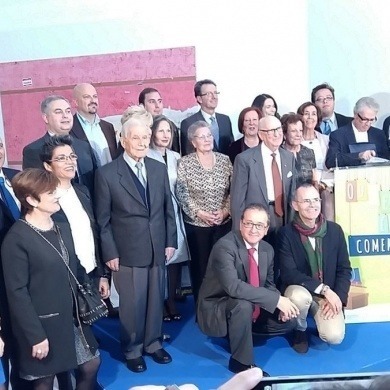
[23,218,55,232]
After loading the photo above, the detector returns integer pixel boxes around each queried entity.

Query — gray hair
[187,120,210,142]
[353,97,380,115]
[121,106,153,137]
[40,95,69,114]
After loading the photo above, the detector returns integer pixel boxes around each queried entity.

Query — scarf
[293,213,327,281]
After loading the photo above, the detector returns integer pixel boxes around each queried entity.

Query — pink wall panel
[0,47,196,164]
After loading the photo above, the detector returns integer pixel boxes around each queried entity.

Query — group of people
[1,77,389,388]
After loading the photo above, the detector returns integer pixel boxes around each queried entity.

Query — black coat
[1,220,98,378]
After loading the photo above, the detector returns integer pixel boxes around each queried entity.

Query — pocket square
[287,171,293,178]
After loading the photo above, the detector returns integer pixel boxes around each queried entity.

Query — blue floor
[93,297,390,389]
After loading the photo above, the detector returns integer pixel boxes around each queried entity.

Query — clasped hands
[359,149,376,161]
[197,209,227,226]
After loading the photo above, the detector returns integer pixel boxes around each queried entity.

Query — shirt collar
[123,153,145,169]
[200,109,216,121]
[261,142,279,156]
[243,239,259,251]
[77,112,100,125]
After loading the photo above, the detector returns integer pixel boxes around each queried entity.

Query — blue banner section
[349,235,390,256]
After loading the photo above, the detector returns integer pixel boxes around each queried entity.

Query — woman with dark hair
[147,115,191,321]
[2,169,100,390]
[281,113,317,185]
[227,107,262,164]
[176,120,232,304]
[251,93,279,118]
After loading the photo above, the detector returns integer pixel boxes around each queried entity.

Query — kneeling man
[278,183,351,353]
[197,204,299,374]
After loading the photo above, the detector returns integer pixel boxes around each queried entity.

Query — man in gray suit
[231,116,295,250]
[197,204,298,374]
[95,108,177,373]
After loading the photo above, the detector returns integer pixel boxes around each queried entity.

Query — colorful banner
[334,164,390,323]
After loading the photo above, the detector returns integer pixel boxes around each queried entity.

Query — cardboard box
[346,286,369,310]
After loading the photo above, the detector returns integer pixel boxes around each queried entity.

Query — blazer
[52,183,107,277]
[325,123,390,168]
[231,145,296,230]
[382,115,390,148]
[94,155,177,267]
[335,112,353,129]
[1,220,97,378]
[70,114,122,160]
[22,133,97,194]
[197,231,280,337]
[180,110,234,156]
[277,221,351,305]
[227,137,253,164]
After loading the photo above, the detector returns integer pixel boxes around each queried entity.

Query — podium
[334,163,390,323]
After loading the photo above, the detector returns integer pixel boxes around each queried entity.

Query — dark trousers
[185,221,231,304]
[226,298,296,365]
[113,264,165,359]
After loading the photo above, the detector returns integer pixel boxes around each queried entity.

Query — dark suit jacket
[325,123,390,168]
[180,110,234,156]
[382,115,390,148]
[231,145,296,230]
[52,183,107,277]
[197,231,280,337]
[70,114,122,160]
[335,112,352,128]
[94,155,177,267]
[277,221,351,305]
[22,133,97,194]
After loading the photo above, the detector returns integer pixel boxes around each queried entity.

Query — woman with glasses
[176,120,233,304]
[1,169,100,390]
[251,93,280,118]
[147,115,191,322]
[227,107,262,164]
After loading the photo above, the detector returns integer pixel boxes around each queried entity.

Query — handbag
[22,219,108,325]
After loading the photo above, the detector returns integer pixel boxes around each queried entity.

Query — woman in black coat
[1,169,100,390]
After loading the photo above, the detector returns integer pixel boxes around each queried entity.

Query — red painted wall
[0,47,196,164]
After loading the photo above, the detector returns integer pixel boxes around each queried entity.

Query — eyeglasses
[243,119,259,124]
[199,91,220,98]
[259,127,283,136]
[295,197,321,205]
[194,134,213,141]
[315,96,334,104]
[49,153,78,163]
[241,221,268,231]
[357,113,377,124]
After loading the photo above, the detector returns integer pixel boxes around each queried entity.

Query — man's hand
[276,296,299,320]
[32,339,49,360]
[359,149,376,161]
[165,247,176,262]
[99,278,110,299]
[106,258,119,272]
[323,288,342,315]
[320,300,338,320]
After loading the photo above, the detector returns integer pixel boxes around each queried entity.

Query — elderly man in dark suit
[197,204,298,374]
[94,107,177,373]
[326,96,390,168]
[231,115,295,254]
[311,82,352,135]
[22,95,97,193]
[180,79,234,156]
[278,183,351,354]
[0,138,33,389]
[71,83,121,163]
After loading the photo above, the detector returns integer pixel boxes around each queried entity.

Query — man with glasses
[325,96,390,168]
[311,83,352,135]
[23,95,97,193]
[278,183,351,353]
[180,79,233,155]
[231,115,296,252]
[197,204,298,374]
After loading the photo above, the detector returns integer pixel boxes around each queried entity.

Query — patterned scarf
[293,213,327,281]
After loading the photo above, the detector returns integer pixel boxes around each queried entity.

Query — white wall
[1,0,389,141]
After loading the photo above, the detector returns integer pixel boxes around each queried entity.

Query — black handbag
[22,220,108,325]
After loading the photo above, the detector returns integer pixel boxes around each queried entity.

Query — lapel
[73,185,94,220]
[279,147,290,195]
[1,168,19,221]
[345,124,357,146]
[258,242,269,287]
[71,114,89,142]
[235,232,251,282]
[100,121,118,159]
[117,157,147,208]
[251,146,268,200]
[144,157,155,206]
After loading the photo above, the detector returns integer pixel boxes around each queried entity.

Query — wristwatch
[321,284,330,295]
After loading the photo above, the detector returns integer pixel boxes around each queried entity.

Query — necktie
[210,116,220,149]
[135,161,147,188]
[0,177,20,220]
[271,153,284,217]
[323,120,331,135]
[248,247,260,321]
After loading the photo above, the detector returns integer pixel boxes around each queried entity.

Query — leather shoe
[290,330,309,354]
[228,357,257,373]
[147,348,172,364]
[126,356,147,373]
